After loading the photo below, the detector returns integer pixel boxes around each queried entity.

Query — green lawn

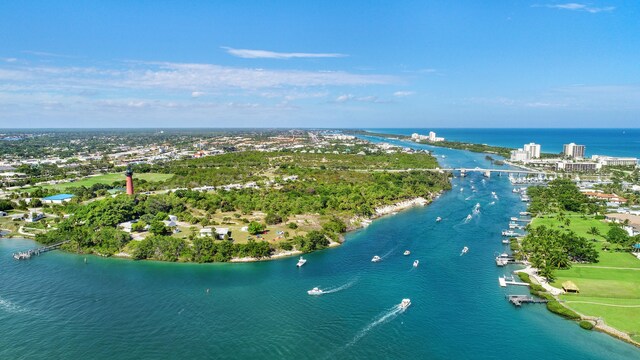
[40,173,173,191]
[560,295,640,335]
[532,213,611,241]
[533,212,640,337]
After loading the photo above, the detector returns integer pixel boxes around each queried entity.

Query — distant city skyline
[1,1,639,128]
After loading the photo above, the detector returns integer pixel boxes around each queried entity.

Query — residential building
[556,161,597,172]
[591,155,638,167]
[523,143,541,159]
[584,192,627,204]
[563,143,585,159]
[510,148,529,162]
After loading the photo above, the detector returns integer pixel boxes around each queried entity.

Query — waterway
[1,140,638,359]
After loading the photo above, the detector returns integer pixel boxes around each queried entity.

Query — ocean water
[367,128,640,158]
[1,139,639,359]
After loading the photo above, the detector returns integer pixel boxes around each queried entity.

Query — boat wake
[488,201,496,206]
[464,195,473,201]
[323,278,359,294]
[344,304,404,348]
[0,297,28,314]
[380,246,399,260]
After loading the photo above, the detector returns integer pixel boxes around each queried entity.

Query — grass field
[532,213,640,336]
[40,173,173,191]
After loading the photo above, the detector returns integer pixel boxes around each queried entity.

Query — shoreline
[228,193,440,262]
[515,266,640,349]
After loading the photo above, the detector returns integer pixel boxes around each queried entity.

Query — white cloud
[393,91,414,97]
[335,94,354,103]
[334,94,388,104]
[222,47,347,59]
[3,58,17,63]
[535,3,615,13]
[191,91,205,98]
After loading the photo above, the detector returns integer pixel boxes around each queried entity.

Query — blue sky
[0,1,638,128]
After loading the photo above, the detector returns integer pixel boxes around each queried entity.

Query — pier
[12,240,70,260]
[507,295,549,307]
[498,275,530,287]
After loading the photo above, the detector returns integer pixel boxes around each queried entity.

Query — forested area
[34,150,449,262]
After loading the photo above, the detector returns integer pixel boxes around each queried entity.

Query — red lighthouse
[125,168,134,195]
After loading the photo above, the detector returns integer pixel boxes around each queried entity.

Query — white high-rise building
[563,143,585,159]
[523,143,541,159]
[510,148,529,162]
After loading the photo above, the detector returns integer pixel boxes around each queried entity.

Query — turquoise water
[367,128,640,158]
[1,141,639,359]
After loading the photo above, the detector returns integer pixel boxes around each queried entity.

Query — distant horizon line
[1,127,640,130]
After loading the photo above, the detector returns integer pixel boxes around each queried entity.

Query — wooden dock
[507,295,549,306]
[12,240,70,260]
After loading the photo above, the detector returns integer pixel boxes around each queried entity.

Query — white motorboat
[460,246,469,256]
[403,250,411,256]
[502,239,510,244]
[510,217,518,221]
[307,287,323,296]
[436,216,442,222]
[413,260,419,267]
[465,214,473,221]
[371,255,382,262]
[399,298,411,310]
[296,256,307,267]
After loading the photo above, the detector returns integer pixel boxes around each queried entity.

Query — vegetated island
[510,179,640,348]
[31,144,450,263]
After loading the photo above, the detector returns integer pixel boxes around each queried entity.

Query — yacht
[307,287,324,296]
[436,216,442,222]
[460,246,469,255]
[403,250,411,256]
[371,255,382,262]
[502,230,518,237]
[413,260,419,267]
[399,298,411,310]
[296,256,307,267]
[510,217,519,221]
[502,239,510,245]
[495,253,512,267]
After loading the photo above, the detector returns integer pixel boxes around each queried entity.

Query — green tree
[149,221,170,236]
[606,226,629,244]
[248,221,265,235]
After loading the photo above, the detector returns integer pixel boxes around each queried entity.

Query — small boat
[307,287,324,296]
[403,250,411,256]
[371,255,382,262]
[460,246,469,256]
[436,216,442,222]
[512,188,519,193]
[413,260,419,267]
[399,298,411,310]
[519,211,530,216]
[296,256,307,267]
[465,214,472,221]
[510,217,518,221]
[502,239,510,244]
